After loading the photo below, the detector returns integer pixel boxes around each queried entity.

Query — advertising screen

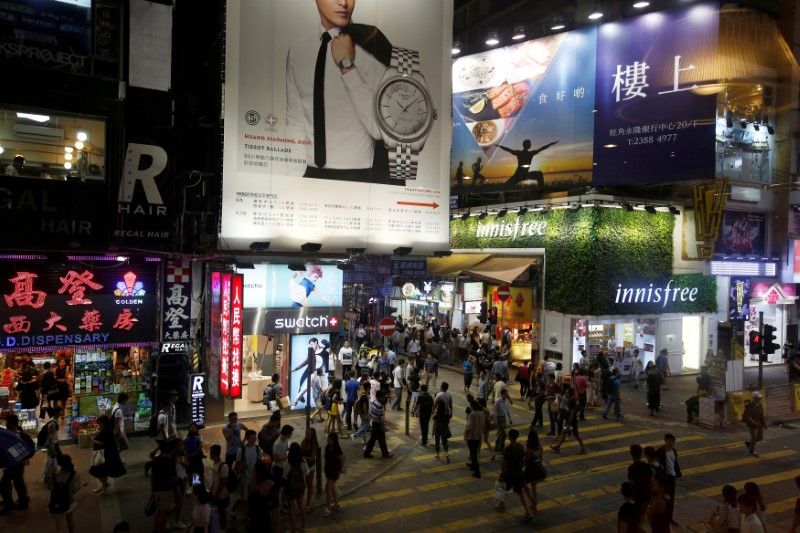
[222,0,453,254]
[449,3,718,191]
[715,211,766,257]
[242,264,343,308]
[287,333,333,410]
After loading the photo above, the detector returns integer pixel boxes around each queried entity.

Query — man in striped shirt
[363,390,393,458]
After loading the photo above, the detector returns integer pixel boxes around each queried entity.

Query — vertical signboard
[163,260,192,340]
[221,0,453,254]
[229,274,244,399]
[219,273,232,398]
[592,4,718,184]
[729,278,750,322]
[188,373,206,426]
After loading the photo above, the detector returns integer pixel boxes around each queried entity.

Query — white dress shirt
[286,25,385,170]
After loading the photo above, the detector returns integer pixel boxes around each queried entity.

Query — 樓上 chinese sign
[0,261,158,349]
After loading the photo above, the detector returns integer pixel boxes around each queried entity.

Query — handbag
[91,449,106,467]
[493,480,507,503]
[145,495,157,517]
[442,425,452,439]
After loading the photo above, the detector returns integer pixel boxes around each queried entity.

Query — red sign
[229,274,244,399]
[219,273,232,398]
[497,285,511,302]
[378,317,396,337]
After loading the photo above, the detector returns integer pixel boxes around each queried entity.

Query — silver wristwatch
[374,47,437,180]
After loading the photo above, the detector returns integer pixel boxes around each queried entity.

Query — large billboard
[450,3,718,192]
[222,0,453,254]
[242,264,343,308]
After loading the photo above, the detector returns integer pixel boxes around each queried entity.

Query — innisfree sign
[611,276,718,314]
[476,219,547,241]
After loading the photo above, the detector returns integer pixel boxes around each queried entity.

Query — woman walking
[523,430,546,513]
[183,423,205,488]
[15,370,39,410]
[284,443,309,532]
[88,415,126,494]
[186,485,212,533]
[708,484,740,532]
[49,454,87,533]
[646,366,664,416]
[325,379,344,436]
[300,427,320,509]
[323,433,345,517]
[52,357,70,413]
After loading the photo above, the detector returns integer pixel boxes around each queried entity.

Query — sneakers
[601,415,608,420]
[173,521,188,530]
[445,455,450,463]
[616,415,624,420]
[579,448,588,455]
[522,512,534,523]
[495,503,506,513]
[434,454,440,460]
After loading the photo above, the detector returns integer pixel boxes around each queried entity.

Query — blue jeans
[602,394,621,417]
[352,415,369,442]
[343,401,354,429]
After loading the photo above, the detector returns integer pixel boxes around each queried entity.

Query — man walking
[343,371,359,431]
[601,368,624,420]
[310,368,327,423]
[657,433,682,528]
[0,415,31,513]
[656,349,671,390]
[417,384,434,446]
[364,390,393,458]
[222,412,248,467]
[493,388,513,454]
[743,392,767,458]
[464,399,485,478]
[337,341,354,379]
[423,352,439,390]
[391,359,406,410]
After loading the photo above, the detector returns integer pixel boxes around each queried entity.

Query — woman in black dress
[88,415,126,493]
[16,370,39,410]
[53,358,70,412]
[323,433,345,517]
[247,461,273,533]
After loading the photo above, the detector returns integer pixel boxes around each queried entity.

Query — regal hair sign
[615,280,699,308]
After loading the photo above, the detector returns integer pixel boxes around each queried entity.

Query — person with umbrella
[0,414,34,514]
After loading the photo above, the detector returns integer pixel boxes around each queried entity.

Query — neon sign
[230,274,243,399]
[114,271,145,297]
[219,273,231,398]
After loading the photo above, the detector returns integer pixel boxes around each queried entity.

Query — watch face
[375,76,434,142]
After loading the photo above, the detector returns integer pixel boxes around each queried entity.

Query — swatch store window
[210,264,344,418]
[0,257,158,441]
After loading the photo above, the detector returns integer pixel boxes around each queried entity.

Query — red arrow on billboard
[397,201,439,209]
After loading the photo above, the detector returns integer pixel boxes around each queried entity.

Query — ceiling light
[496,208,508,217]
[460,211,470,221]
[337,261,355,271]
[393,247,413,256]
[511,25,526,40]
[64,162,72,169]
[478,211,489,220]
[64,146,74,153]
[75,141,84,150]
[668,206,680,215]
[622,202,633,212]
[64,153,73,161]
[76,131,88,142]
[588,4,604,20]
[16,112,50,123]
[517,206,528,216]
[644,205,657,214]
[603,144,618,148]
[249,241,270,251]
[0,146,4,155]
[434,251,453,258]
[452,40,461,55]
[485,31,500,46]
[632,1,650,7]
[550,16,566,31]
[300,242,322,253]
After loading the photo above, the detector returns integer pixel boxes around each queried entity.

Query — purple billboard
[592,4,719,185]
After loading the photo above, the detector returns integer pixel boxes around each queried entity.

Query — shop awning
[462,257,536,285]
[427,253,491,277]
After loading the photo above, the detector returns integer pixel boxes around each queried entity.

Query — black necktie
[314,32,332,168]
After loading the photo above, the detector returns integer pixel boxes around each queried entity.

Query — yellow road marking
[682,449,796,476]
[548,435,705,465]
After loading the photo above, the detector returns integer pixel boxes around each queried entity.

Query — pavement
[0,365,787,533]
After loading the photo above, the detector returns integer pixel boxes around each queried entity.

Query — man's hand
[331,33,355,72]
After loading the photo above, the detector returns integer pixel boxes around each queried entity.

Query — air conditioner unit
[13,123,64,140]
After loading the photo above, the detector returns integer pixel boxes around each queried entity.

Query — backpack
[262,385,275,405]
[48,471,75,514]
[287,463,306,499]
[354,394,365,416]
[148,413,161,438]
[37,420,57,448]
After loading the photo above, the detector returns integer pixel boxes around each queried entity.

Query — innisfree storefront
[450,204,724,373]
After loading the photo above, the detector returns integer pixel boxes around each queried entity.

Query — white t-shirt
[211,461,229,500]
[112,403,125,435]
[408,340,420,353]
[740,513,765,533]
[156,411,169,441]
[338,346,354,365]
[392,365,404,388]
[664,449,677,477]
[235,444,262,475]
[272,436,291,470]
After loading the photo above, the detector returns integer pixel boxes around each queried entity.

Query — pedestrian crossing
[305,373,800,532]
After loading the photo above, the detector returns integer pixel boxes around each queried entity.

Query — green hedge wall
[450,207,715,315]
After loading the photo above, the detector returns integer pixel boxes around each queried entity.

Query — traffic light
[479,301,487,323]
[748,330,762,355]
[489,306,498,325]
[763,324,780,355]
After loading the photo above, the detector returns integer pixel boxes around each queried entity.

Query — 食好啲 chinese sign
[0,261,158,349]
[162,260,192,341]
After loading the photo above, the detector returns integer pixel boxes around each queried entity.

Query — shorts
[504,476,524,494]
[153,490,175,511]
[272,466,285,488]
[51,501,77,515]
